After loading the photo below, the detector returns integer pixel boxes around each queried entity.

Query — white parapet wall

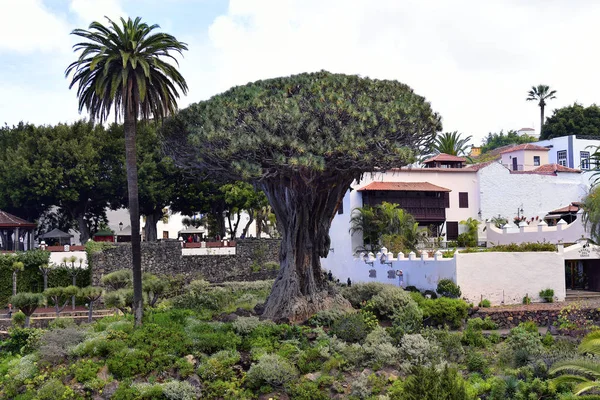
[49,251,88,267]
[485,217,586,246]
[324,247,567,306]
[455,251,566,305]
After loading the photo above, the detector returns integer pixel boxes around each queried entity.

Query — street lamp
[517,206,524,219]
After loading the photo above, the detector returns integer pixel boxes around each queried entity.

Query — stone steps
[566,291,600,302]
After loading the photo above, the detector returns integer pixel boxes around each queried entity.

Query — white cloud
[0,0,70,54]
[181,0,600,143]
[69,0,126,25]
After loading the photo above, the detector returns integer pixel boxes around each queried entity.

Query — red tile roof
[0,210,36,227]
[422,153,467,163]
[518,127,535,131]
[358,181,451,192]
[500,143,550,154]
[548,204,580,214]
[533,164,581,173]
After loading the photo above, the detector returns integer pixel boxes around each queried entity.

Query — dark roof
[500,143,550,154]
[548,203,581,214]
[0,210,36,228]
[93,229,114,237]
[39,228,73,239]
[358,181,451,192]
[422,153,467,163]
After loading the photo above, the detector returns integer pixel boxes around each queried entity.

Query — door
[446,221,459,241]
[512,157,518,171]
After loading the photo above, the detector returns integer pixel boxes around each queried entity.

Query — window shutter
[446,221,459,240]
[459,192,468,208]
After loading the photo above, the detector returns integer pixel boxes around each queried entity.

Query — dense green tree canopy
[480,130,535,154]
[541,103,600,140]
[163,71,441,321]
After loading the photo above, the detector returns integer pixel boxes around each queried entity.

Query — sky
[1,0,600,145]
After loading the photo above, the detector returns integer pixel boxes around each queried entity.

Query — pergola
[0,210,36,252]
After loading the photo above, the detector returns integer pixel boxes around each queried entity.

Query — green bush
[539,288,554,303]
[523,295,531,304]
[246,354,299,389]
[107,348,151,378]
[308,308,348,327]
[12,311,25,327]
[162,380,199,400]
[466,350,488,373]
[185,319,241,354]
[399,333,440,370]
[330,312,370,343]
[436,279,461,298]
[70,358,103,383]
[479,299,491,307]
[506,325,543,356]
[232,316,274,335]
[39,326,86,365]
[1,327,42,354]
[362,326,399,369]
[420,297,469,329]
[286,379,329,400]
[487,242,556,252]
[197,350,240,381]
[36,378,73,400]
[467,317,498,330]
[396,365,474,400]
[365,284,415,319]
[424,328,465,363]
[390,300,423,339]
[462,321,489,348]
[341,282,389,307]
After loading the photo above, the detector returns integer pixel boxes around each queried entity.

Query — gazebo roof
[39,228,73,239]
[0,210,36,228]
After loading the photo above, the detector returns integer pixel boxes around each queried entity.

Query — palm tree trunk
[540,105,545,134]
[124,113,143,327]
[12,271,16,296]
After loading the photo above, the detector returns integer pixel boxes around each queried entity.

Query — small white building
[535,134,600,172]
[500,143,550,171]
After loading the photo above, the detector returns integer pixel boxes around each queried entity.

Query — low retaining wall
[472,306,600,329]
[91,239,281,286]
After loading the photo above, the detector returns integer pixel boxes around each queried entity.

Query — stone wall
[91,239,281,286]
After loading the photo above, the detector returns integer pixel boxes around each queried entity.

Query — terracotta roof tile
[548,204,580,214]
[533,164,581,173]
[358,181,451,192]
[500,143,550,154]
[422,153,467,163]
[0,210,36,227]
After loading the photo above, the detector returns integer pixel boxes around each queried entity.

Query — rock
[304,372,322,381]
[187,374,202,389]
[184,354,196,365]
[235,307,253,317]
[101,381,119,399]
[97,365,110,381]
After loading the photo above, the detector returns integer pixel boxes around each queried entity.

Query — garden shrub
[389,300,423,339]
[107,348,151,378]
[364,284,416,319]
[479,299,491,307]
[1,327,42,354]
[101,269,132,290]
[462,323,489,348]
[421,297,469,329]
[246,354,299,388]
[466,350,488,373]
[506,325,543,355]
[397,365,474,400]
[424,328,465,363]
[308,308,348,327]
[38,326,86,365]
[12,310,26,327]
[197,349,240,381]
[330,312,370,343]
[436,279,461,298]
[341,281,389,307]
[73,331,127,357]
[362,326,399,369]
[232,316,274,335]
[467,317,498,330]
[539,288,554,303]
[398,333,441,372]
[162,380,200,400]
[48,317,76,330]
[523,295,531,304]
[185,319,241,354]
[297,346,327,373]
[70,358,103,383]
[36,378,74,400]
[286,379,329,400]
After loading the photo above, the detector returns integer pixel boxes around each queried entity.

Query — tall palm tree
[526,84,557,133]
[66,17,188,326]
[432,131,472,156]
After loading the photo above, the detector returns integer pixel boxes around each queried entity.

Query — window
[581,151,590,170]
[533,156,540,166]
[443,192,450,208]
[458,192,468,208]
[163,231,169,239]
[557,150,567,167]
[446,222,459,241]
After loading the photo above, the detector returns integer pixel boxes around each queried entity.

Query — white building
[535,134,600,172]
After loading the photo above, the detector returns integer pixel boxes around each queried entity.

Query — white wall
[323,168,480,274]
[182,247,236,256]
[478,162,588,225]
[49,250,88,268]
[485,218,586,246]
[456,251,566,305]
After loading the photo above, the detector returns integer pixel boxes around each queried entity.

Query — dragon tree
[162,71,441,322]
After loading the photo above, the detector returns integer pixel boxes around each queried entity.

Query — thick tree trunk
[88,301,93,323]
[144,209,162,242]
[24,315,30,328]
[259,176,354,322]
[124,112,143,327]
[77,213,90,244]
[242,212,255,238]
[42,271,48,291]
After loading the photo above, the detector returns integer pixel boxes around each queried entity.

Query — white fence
[485,217,586,246]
